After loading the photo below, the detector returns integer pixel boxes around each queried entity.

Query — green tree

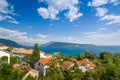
[77,53,85,60]
[10,56,20,65]
[0,63,13,80]
[30,43,40,67]
[85,50,97,60]
[22,54,30,64]
[1,56,8,63]
[100,52,114,64]
[6,46,14,52]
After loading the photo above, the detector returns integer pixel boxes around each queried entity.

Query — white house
[11,49,33,58]
[77,58,96,72]
[40,51,52,58]
[0,50,10,63]
[0,43,8,50]
[34,57,52,76]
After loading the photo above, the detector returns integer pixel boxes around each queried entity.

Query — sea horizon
[39,46,120,56]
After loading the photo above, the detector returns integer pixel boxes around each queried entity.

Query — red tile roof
[78,58,96,67]
[45,54,52,58]
[12,49,33,54]
[0,43,4,47]
[39,57,52,66]
[62,61,74,69]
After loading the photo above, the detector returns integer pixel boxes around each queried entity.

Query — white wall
[34,61,49,77]
[0,46,8,50]
[0,50,10,63]
[11,53,25,58]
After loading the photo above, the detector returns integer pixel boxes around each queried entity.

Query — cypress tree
[30,43,40,67]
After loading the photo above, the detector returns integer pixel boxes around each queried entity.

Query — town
[0,43,120,80]
[0,43,96,80]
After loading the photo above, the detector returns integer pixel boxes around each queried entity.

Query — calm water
[40,46,120,56]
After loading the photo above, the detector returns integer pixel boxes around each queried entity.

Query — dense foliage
[0,50,120,80]
[0,63,24,80]
[39,51,120,80]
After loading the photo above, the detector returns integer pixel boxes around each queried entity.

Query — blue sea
[40,46,120,56]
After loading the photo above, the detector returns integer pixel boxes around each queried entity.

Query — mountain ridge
[0,39,27,48]
[41,41,96,47]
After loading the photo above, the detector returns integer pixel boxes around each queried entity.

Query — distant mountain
[41,41,95,47]
[0,39,27,48]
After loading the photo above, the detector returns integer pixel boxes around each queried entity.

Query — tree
[0,63,24,80]
[100,52,114,64]
[0,63,13,80]
[30,43,40,67]
[1,56,8,63]
[22,54,30,64]
[10,56,20,65]
[6,46,14,52]
[77,53,85,60]
[85,50,97,60]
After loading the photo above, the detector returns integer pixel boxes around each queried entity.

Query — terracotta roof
[62,61,74,69]
[12,49,33,54]
[0,43,4,47]
[71,58,78,63]
[45,54,52,58]
[78,58,96,67]
[39,57,52,66]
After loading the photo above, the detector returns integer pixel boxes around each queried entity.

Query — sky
[0,0,120,46]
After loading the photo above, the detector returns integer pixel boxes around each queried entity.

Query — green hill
[0,39,26,48]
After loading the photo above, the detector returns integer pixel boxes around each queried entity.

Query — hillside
[0,39,26,48]
[41,41,95,47]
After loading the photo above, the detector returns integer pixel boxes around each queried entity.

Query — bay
[40,46,120,56]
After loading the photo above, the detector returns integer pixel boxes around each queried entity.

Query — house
[13,64,39,80]
[0,43,8,50]
[0,50,10,63]
[77,58,96,72]
[40,51,52,58]
[11,49,33,58]
[34,57,52,76]
[22,69,39,80]
[62,61,74,69]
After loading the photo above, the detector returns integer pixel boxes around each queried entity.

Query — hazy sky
[0,0,120,46]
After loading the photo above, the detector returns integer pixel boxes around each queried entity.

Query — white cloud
[110,0,120,5]
[0,27,46,45]
[99,27,107,31]
[37,34,48,39]
[84,30,120,45]
[96,7,108,17]
[64,37,74,41]
[0,0,18,24]
[88,0,119,7]
[113,1,120,5]
[88,0,109,7]
[37,0,82,22]
[37,6,58,20]
[65,6,83,22]
[100,14,120,25]
[89,0,120,26]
